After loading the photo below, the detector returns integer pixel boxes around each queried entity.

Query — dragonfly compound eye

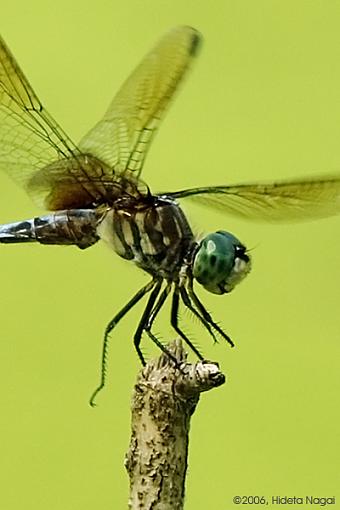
[192,231,251,294]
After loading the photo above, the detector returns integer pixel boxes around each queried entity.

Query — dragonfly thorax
[192,231,251,294]
[97,196,195,279]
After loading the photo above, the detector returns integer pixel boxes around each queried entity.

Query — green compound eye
[192,231,251,294]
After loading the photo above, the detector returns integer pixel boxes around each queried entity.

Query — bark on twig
[125,338,226,510]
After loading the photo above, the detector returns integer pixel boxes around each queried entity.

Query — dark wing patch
[28,154,115,209]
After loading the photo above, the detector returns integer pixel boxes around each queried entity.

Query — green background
[1,1,339,508]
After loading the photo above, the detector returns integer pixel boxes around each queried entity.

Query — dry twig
[126,339,226,509]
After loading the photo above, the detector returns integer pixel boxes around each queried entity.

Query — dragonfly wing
[0,35,116,209]
[78,26,201,178]
[167,177,340,222]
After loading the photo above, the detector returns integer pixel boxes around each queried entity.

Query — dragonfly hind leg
[89,279,155,406]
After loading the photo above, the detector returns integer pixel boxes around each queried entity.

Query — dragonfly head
[192,231,251,295]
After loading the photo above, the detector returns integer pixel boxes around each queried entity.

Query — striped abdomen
[0,209,101,249]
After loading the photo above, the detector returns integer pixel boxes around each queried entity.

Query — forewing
[168,177,340,222]
[0,35,114,210]
[79,26,201,178]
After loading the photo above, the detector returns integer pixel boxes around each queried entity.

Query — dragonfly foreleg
[171,287,204,360]
[179,285,218,343]
[187,280,234,348]
[89,279,155,407]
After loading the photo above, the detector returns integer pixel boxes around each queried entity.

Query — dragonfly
[1,26,340,405]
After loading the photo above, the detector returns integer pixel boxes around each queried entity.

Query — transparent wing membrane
[0,36,80,200]
[79,26,201,177]
[168,177,340,222]
[0,35,117,209]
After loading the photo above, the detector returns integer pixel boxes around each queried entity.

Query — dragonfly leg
[89,279,155,407]
[187,280,234,348]
[170,286,204,360]
[179,286,218,343]
[133,280,179,366]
